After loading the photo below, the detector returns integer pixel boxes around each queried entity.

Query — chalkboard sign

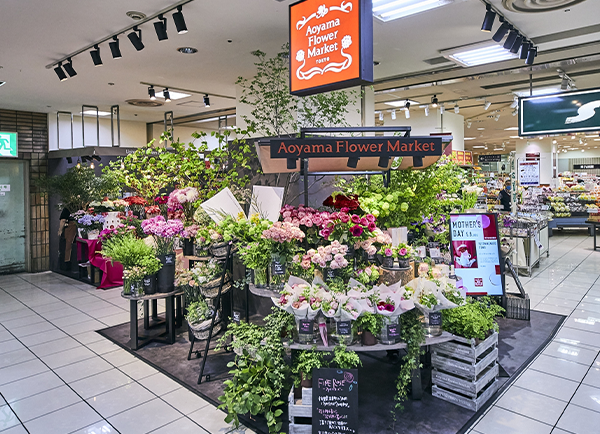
[299,319,313,335]
[336,321,351,336]
[387,323,400,339]
[313,368,359,434]
[232,311,241,324]
[272,260,285,276]
[429,312,442,326]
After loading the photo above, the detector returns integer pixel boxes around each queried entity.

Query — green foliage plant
[291,347,328,387]
[185,297,213,325]
[101,233,160,271]
[332,345,362,370]
[442,296,505,340]
[43,166,119,212]
[353,311,384,336]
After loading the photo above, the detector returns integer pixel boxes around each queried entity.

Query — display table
[586,221,600,251]
[548,217,592,236]
[77,238,123,289]
[122,289,184,351]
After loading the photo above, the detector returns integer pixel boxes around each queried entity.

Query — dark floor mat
[97,309,564,434]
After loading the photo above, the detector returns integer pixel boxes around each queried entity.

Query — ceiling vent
[126,99,164,107]
[502,0,587,13]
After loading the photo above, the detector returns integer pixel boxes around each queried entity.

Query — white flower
[296,50,305,62]
[317,5,328,18]
[342,35,352,50]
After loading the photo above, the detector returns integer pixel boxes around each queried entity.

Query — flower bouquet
[239,240,272,288]
[76,214,105,239]
[181,224,200,256]
[406,275,459,337]
[141,216,184,293]
[262,221,305,290]
[356,265,380,286]
[168,187,199,223]
[303,241,350,281]
[123,196,147,218]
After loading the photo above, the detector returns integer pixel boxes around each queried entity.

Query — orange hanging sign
[289,0,373,96]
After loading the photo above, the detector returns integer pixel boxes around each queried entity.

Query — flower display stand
[431,332,499,411]
[288,387,312,434]
[379,262,414,286]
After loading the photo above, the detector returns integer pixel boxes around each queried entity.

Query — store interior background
[1,0,600,273]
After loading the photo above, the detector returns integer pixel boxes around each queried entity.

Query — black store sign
[478,154,502,163]
[313,368,358,434]
[574,164,600,170]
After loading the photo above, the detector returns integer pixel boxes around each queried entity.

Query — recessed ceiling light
[509,136,521,139]
[464,137,476,140]
[81,110,111,116]
[504,127,519,131]
[177,47,198,54]
[441,41,518,67]
[385,99,420,107]
[373,0,459,22]
[477,128,485,130]
[0,81,5,87]
[126,11,146,20]
[154,90,191,100]
[473,145,486,149]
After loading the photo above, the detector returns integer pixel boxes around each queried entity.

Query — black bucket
[142,274,157,295]
[157,253,176,293]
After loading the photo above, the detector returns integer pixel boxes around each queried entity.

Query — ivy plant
[353,311,385,336]
[332,344,362,370]
[442,296,505,340]
[291,347,328,387]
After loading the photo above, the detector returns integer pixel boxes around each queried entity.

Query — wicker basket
[210,241,238,258]
[188,312,221,340]
[199,275,232,298]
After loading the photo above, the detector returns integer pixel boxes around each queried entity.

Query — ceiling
[1,0,599,152]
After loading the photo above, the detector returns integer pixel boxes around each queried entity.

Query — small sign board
[0,132,18,158]
[478,154,502,163]
[518,161,540,186]
[313,368,358,434]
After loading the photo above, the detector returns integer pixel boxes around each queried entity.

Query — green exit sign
[519,88,600,136]
[0,131,18,158]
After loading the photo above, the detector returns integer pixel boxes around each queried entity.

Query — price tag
[387,323,400,339]
[429,248,441,258]
[533,233,543,250]
[429,312,442,326]
[589,209,600,214]
[416,246,427,258]
[299,319,313,335]
[272,261,285,276]
[336,321,352,336]
[233,311,241,324]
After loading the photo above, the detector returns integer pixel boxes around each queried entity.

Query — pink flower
[341,207,350,213]
[385,304,394,312]
[351,215,361,224]
[350,225,364,237]
[368,222,377,232]
[384,248,393,257]
[340,214,350,223]
[366,214,376,223]
[399,248,408,256]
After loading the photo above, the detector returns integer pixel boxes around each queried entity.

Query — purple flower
[350,225,364,237]
[351,215,361,224]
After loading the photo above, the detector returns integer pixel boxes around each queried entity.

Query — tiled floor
[468,232,600,434]
[0,272,254,434]
[1,233,599,433]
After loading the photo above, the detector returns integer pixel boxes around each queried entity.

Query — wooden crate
[432,346,498,380]
[432,379,499,411]
[434,332,498,361]
[432,363,498,397]
[288,387,312,434]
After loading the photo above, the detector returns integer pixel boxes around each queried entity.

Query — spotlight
[109,37,122,59]
[492,20,511,43]
[154,14,168,41]
[92,155,101,162]
[495,114,500,121]
[424,105,430,116]
[378,156,390,168]
[63,58,77,77]
[164,88,171,102]
[347,157,360,168]
[148,86,156,100]
[525,46,537,65]
[503,30,519,50]
[512,109,518,116]
[128,26,144,51]
[519,42,530,60]
[481,5,496,32]
[287,158,297,170]
[467,119,472,128]
[379,112,384,121]
[454,103,460,114]
[172,6,188,34]
[484,100,491,110]
[510,35,523,53]
[510,97,518,109]
[561,76,569,91]
[76,158,81,168]
[431,95,438,108]
[391,110,396,120]
[90,162,95,169]
[203,94,210,108]
[54,63,67,82]
[90,44,102,66]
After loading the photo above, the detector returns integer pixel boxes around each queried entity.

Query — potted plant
[141,216,184,293]
[261,221,305,290]
[332,345,362,370]
[291,347,328,389]
[192,259,230,299]
[101,234,161,296]
[76,213,105,239]
[441,295,505,342]
[186,296,218,340]
[238,240,271,288]
[354,312,384,346]
[379,244,395,268]
[396,243,414,269]
[181,224,200,256]
[140,254,162,295]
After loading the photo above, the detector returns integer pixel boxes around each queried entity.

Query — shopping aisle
[468,232,600,434]
[0,272,255,434]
